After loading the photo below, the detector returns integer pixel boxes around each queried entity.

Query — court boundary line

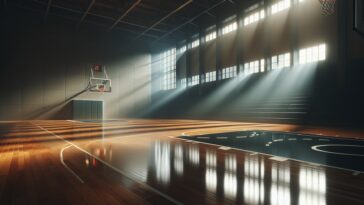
[60,145,85,183]
[312,144,364,157]
[170,135,364,174]
[32,123,183,205]
[182,129,364,142]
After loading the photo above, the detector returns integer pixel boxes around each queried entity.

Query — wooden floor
[0,119,363,205]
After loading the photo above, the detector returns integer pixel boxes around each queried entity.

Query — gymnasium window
[222,22,237,35]
[299,44,326,65]
[161,48,176,90]
[260,59,265,72]
[205,71,217,83]
[179,45,187,54]
[189,75,200,86]
[191,39,200,48]
[222,66,237,79]
[244,60,259,74]
[180,78,187,88]
[244,10,265,26]
[205,31,217,42]
[271,0,291,14]
[271,53,290,70]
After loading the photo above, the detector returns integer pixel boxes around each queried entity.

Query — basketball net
[98,85,105,93]
[98,85,105,98]
[318,0,336,16]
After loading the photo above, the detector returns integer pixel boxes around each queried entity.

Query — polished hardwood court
[0,119,363,205]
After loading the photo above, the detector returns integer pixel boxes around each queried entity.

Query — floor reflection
[271,162,291,205]
[154,141,171,186]
[244,155,265,205]
[85,142,149,182]
[86,145,113,168]
[224,154,237,199]
[299,166,326,205]
[205,150,217,193]
[83,138,341,205]
[174,143,184,176]
[189,144,200,166]
[150,140,329,205]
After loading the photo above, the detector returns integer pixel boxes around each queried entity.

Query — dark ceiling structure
[3,0,240,43]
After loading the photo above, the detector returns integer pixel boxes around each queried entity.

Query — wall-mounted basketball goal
[71,64,111,121]
[89,64,112,93]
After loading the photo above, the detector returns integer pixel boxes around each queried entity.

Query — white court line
[66,120,91,124]
[66,120,79,123]
[312,144,364,157]
[218,146,231,150]
[216,137,228,140]
[269,156,288,162]
[182,130,364,142]
[353,172,361,176]
[60,145,85,183]
[236,136,247,139]
[33,123,183,205]
[171,136,364,174]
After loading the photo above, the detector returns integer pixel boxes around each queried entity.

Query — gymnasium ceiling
[5,0,240,43]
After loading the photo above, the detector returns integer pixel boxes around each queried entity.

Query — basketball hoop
[89,64,112,93]
[97,84,105,93]
[318,0,336,16]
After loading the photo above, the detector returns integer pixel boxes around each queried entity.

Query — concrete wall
[0,11,151,120]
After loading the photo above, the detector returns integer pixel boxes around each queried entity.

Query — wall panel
[203,41,217,72]
[0,14,151,120]
[220,32,238,68]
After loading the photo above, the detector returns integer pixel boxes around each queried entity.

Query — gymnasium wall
[344,0,364,127]
[0,10,151,120]
[347,0,364,60]
[149,0,364,127]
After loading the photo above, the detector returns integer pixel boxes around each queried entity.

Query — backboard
[89,78,112,92]
[89,64,112,93]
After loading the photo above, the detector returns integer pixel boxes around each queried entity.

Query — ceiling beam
[136,3,200,23]
[109,0,141,31]
[11,3,159,39]
[44,0,52,21]
[134,0,193,40]
[191,1,216,18]
[153,0,226,43]
[29,0,166,33]
[78,0,96,27]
